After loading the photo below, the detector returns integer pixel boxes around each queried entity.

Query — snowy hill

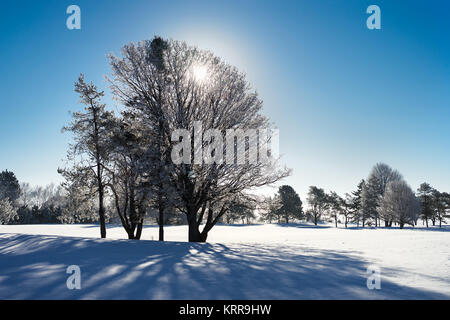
[0,223,449,299]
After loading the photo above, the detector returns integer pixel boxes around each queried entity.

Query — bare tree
[369,163,403,226]
[378,180,420,229]
[108,38,290,242]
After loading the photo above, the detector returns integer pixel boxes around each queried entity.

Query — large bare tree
[108,37,290,242]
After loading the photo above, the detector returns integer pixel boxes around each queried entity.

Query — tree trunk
[158,202,164,241]
[98,187,106,238]
[187,215,206,242]
[399,222,404,229]
[425,218,428,228]
[93,107,106,239]
[135,221,143,240]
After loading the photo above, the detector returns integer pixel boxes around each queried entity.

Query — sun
[192,64,208,82]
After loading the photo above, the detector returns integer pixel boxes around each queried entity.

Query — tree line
[258,163,449,229]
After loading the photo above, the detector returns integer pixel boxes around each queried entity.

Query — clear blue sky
[1,0,449,199]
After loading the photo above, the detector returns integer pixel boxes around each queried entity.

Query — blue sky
[0,0,449,199]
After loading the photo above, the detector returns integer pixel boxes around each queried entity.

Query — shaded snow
[0,223,448,299]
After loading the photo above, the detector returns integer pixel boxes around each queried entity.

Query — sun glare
[192,64,208,82]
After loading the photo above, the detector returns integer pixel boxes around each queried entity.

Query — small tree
[341,193,354,228]
[327,191,344,228]
[258,195,281,224]
[361,174,381,227]
[417,183,435,228]
[0,198,17,224]
[306,186,328,226]
[58,183,98,224]
[378,181,420,229]
[432,190,449,228]
[351,179,364,227]
[224,194,256,224]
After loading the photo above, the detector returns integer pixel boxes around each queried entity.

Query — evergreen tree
[417,183,435,228]
[59,74,114,238]
[351,179,365,227]
[0,170,21,204]
[277,185,303,223]
[432,190,449,228]
[361,174,381,227]
[306,186,328,226]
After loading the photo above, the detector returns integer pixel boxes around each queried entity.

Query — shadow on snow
[0,233,447,300]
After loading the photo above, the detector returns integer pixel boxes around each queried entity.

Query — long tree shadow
[0,233,447,299]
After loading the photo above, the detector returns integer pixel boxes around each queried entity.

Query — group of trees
[58,37,289,242]
[416,183,450,228]
[0,171,99,225]
[259,185,303,224]
[3,38,448,237]
[301,163,449,229]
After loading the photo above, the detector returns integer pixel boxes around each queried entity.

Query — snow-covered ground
[0,223,448,299]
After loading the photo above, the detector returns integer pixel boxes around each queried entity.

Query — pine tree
[0,170,21,204]
[351,179,365,227]
[417,183,434,228]
[59,74,114,238]
[277,185,303,223]
[361,174,381,227]
[306,186,328,226]
[432,190,449,228]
